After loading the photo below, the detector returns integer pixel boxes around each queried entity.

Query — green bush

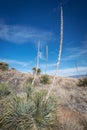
[0,87,57,130]
[40,75,50,84]
[0,62,9,71]
[11,68,16,70]
[0,84,10,98]
[78,78,87,87]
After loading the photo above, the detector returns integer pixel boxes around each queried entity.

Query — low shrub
[0,84,10,98]
[78,78,87,87]
[11,68,16,70]
[40,74,50,84]
[0,62,9,71]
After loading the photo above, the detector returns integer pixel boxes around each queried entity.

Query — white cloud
[1,58,87,76]
[62,45,87,61]
[40,63,56,69]
[40,61,87,76]
[0,24,54,44]
[39,51,46,61]
[47,66,87,76]
[81,40,87,44]
[0,58,32,67]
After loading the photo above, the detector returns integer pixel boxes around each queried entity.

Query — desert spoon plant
[0,85,57,130]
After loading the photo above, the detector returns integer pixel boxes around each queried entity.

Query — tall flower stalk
[45,45,48,74]
[45,6,63,102]
[32,41,40,85]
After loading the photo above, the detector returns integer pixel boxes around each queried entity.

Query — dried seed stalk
[45,45,48,74]
[32,40,40,85]
[45,6,63,102]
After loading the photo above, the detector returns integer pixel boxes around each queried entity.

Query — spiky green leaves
[0,96,36,130]
[33,90,57,129]
[0,85,57,130]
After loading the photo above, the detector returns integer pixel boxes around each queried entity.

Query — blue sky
[0,0,87,76]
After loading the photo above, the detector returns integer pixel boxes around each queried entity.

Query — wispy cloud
[40,63,56,69]
[39,51,45,61]
[47,66,87,76]
[40,61,87,76]
[81,40,87,44]
[0,58,87,76]
[62,44,87,61]
[0,24,54,44]
[0,58,32,67]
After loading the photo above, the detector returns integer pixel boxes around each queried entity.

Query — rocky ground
[0,69,32,92]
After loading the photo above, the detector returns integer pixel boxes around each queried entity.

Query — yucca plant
[0,96,36,130]
[0,87,57,130]
[33,90,57,129]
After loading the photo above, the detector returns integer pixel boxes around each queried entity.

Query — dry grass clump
[60,121,84,130]
[56,106,87,130]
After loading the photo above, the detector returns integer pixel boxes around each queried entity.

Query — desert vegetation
[0,60,87,130]
[0,84,57,130]
[0,83,10,99]
[32,67,41,75]
[78,78,87,87]
[0,80,87,130]
[40,74,50,84]
[0,62,9,71]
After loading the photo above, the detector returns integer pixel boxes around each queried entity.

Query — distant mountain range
[70,74,87,78]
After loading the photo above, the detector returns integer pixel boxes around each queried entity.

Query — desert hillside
[0,69,87,130]
[0,69,87,114]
